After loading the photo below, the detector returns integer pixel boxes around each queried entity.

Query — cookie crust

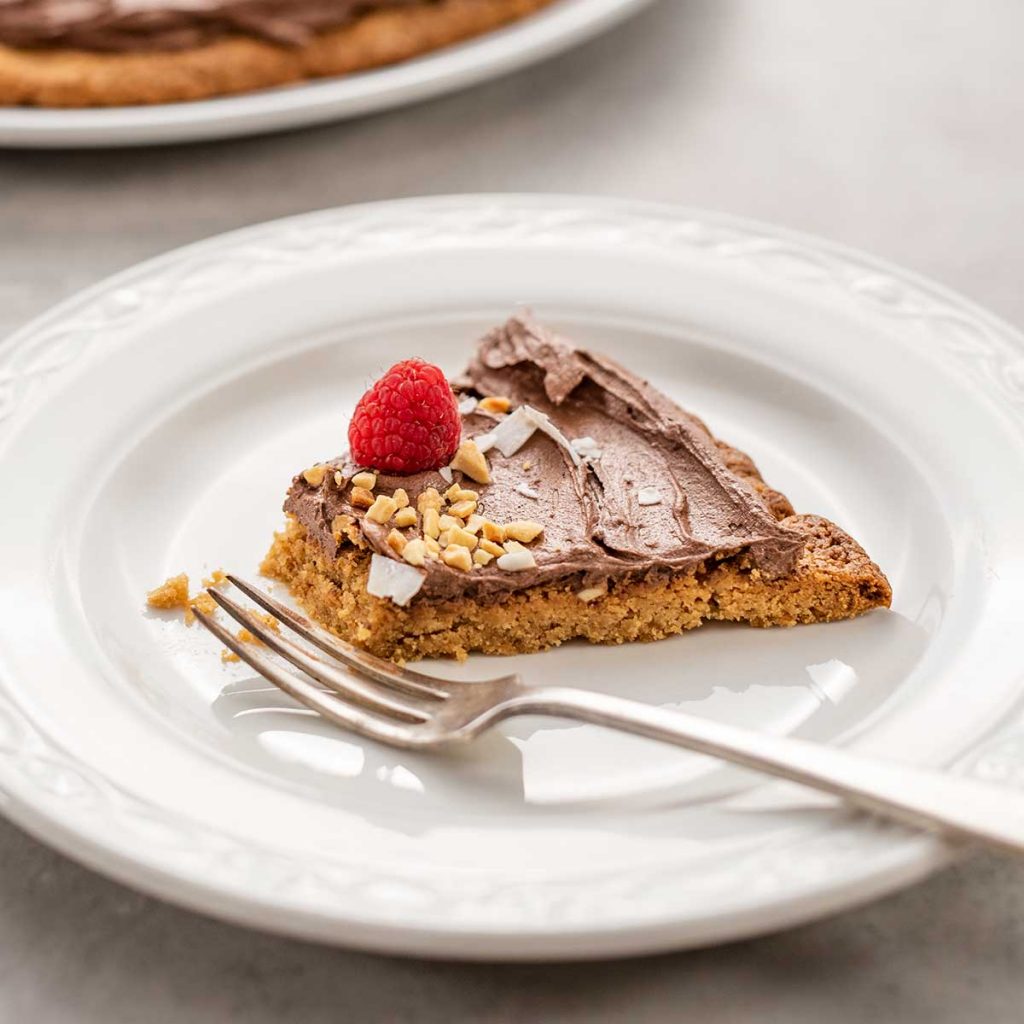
[0,0,555,108]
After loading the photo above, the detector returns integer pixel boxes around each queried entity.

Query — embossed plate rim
[1,195,1023,959]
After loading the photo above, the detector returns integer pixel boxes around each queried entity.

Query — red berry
[348,359,461,475]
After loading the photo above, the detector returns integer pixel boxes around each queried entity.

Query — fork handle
[512,687,1024,855]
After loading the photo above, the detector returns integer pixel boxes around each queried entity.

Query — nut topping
[481,520,505,543]
[349,486,375,509]
[351,470,377,490]
[504,520,544,543]
[445,484,478,503]
[464,514,486,535]
[331,514,355,543]
[478,396,512,414]
[450,439,491,484]
[423,508,441,539]
[441,546,473,572]
[402,539,428,566]
[366,494,399,524]
[416,487,443,513]
[448,499,477,520]
[446,527,479,550]
[393,507,418,529]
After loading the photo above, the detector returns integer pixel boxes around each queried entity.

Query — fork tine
[207,588,430,723]
[193,609,428,748]
[225,575,451,700]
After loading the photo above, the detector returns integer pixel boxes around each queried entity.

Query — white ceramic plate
[2,195,1024,961]
[0,0,652,148]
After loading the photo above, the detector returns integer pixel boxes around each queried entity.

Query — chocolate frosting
[0,0,419,51]
[285,316,805,602]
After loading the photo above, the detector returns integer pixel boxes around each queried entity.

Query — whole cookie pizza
[0,0,555,107]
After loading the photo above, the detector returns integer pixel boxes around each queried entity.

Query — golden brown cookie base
[0,0,555,108]
[260,514,892,663]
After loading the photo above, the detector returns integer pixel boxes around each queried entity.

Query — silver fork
[195,576,1024,857]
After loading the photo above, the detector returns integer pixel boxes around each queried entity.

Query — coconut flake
[571,436,603,461]
[458,396,478,415]
[490,404,582,466]
[524,406,582,467]
[490,407,538,457]
[366,553,425,607]
[515,482,540,500]
[637,486,662,506]
[474,430,497,454]
[497,550,537,572]
[438,466,453,484]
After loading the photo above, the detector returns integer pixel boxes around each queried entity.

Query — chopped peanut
[424,536,442,557]
[350,486,375,509]
[479,396,511,414]
[351,470,377,490]
[302,465,328,486]
[504,520,545,543]
[577,584,608,603]
[423,508,441,539]
[479,538,505,558]
[441,545,473,571]
[450,439,491,484]
[473,548,495,566]
[447,527,479,550]
[503,539,526,553]
[464,514,486,535]
[331,514,355,543]
[438,514,461,531]
[386,529,407,555]
[445,484,479,503]
[437,531,450,548]
[394,507,418,528]
[402,539,428,566]
[392,488,410,509]
[366,495,399,524]
[417,487,443,513]
[334,471,345,488]
[481,520,505,543]
[448,499,477,520]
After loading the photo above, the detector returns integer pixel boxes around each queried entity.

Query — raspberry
[348,359,461,475]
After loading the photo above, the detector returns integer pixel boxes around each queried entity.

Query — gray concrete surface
[2,1,1024,1020]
